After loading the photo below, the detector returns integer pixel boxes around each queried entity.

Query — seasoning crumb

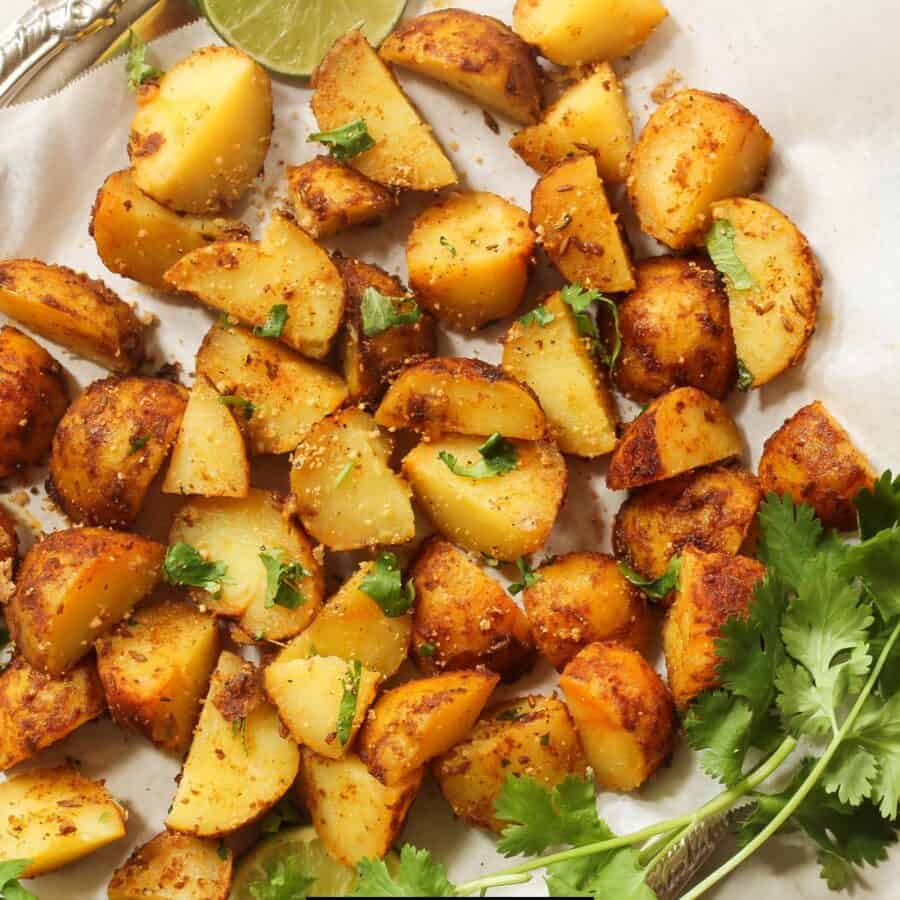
[651,68,684,104]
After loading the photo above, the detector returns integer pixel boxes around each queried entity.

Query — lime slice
[201,0,408,77]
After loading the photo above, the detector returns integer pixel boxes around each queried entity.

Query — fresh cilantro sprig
[354,845,456,897]
[244,854,315,900]
[163,543,227,595]
[518,305,555,327]
[336,659,363,746]
[253,304,288,338]
[855,470,900,540]
[361,287,422,337]
[219,394,255,419]
[360,553,415,617]
[259,548,310,610]
[508,557,541,595]
[439,433,518,480]
[128,434,150,455]
[736,359,754,391]
[560,283,621,371]
[705,219,755,290]
[0,859,37,900]
[619,556,681,600]
[124,31,162,91]
[309,118,374,161]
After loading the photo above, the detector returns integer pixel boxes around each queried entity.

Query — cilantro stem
[637,822,691,868]
[454,873,531,895]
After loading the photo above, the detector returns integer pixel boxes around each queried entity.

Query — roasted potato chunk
[407,191,535,330]
[375,357,546,440]
[290,408,416,551]
[0,259,145,372]
[628,90,772,250]
[8,528,164,675]
[758,401,875,531]
[311,30,456,191]
[48,375,187,527]
[129,46,273,213]
[433,695,586,831]
[403,436,567,561]
[607,387,743,491]
[381,9,542,124]
[0,506,17,571]
[410,538,535,680]
[560,642,676,791]
[531,154,635,292]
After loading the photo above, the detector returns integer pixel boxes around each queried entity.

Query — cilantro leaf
[219,394,255,419]
[0,860,36,900]
[253,304,288,338]
[439,433,518,480]
[361,288,422,337]
[508,556,541,595]
[736,358,754,391]
[840,526,900,620]
[354,845,455,897]
[259,548,309,610]
[246,854,315,900]
[360,553,415,617]
[336,659,362,746]
[560,283,621,371]
[259,796,305,834]
[163,543,227,595]
[519,305,555,327]
[546,847,655,900]
[619,556,681,600]
[757,493,826,589]
[705,219,754,290]
[684,691,754,785]
[855,471,900,539]
[309,118,374,161]
[128,435,149,455]
[439,236,457,257]
[124,31,162,91]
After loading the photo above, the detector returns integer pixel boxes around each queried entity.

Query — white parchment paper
[0,0,898,896]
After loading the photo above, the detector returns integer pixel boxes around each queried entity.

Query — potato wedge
[195,321,348,456]
[510,63,632,183]
[758,401,875,531]
[531,154,635,292]
[166,652,299,836]
[8,528,164,675]
[0,506,17,570]
[48,376,187,527]
[165,211,345,360]
[606,387,743,491]
[359,669,499,785]
[380,9,542,124]
[290,408,415,551]
[375,357,546,440]
[0,259,145,372]
[402,436,566,561]
[407,191,535,330]
[410,538,535,680]
[0,766,125,875]
[560,642,676,791]
[711,198,821,388]
[628,90,772,250]
[502,290,617,457]
[129,46,273,214]
[433,695,586,831]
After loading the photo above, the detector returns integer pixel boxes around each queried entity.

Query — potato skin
[0,505,17,570]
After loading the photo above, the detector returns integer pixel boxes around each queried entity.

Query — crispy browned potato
[606,387,743,491]
[0,656,105,771]
[0,505,18,570]
[0,260,145,372]
[663,547,765,709]
[560,642,676,791]
[523,552,652,670]
[433,695,587,831]
[0,325,68,478]
[758,401,875,530]
[613,465,762,582]
[380,9,542,124]
[410,538,535,680]
[48,376,187,527]
[612,257,736,402]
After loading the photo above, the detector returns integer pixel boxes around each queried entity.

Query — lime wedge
[201,0,408,77]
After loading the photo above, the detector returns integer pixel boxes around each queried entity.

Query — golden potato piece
[433,695,586,831]
[311,30,456,191]
[0,259,145,372]
[0,506,17,569]
[380,9,542,124]
[531,155,635,292]
[407,191,535,330]
[410,538,535,680]
[129,46,273,213]
[758,401,875,531]
[628,90,772,250]
[607,387,743,491]
[560,642,675,791]
[48,376,187,527]
[8,528,164,675]
[359,669,499,785]
[403,436,567,561]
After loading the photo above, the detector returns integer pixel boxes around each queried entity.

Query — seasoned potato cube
[48,376,187,527]
[663,547,765,709]
[523,552,651,670]
[129,46,273,214]
[290,408,415,551]
[375,357,546,440]
[0,506,17,570]
[711,198,821,388]
[403,436,567,561]
[196,321,348,456]
[380,9,542,124]
[560,643,676,791]
[510,63,632,183]
[433,695,586,831]
[167,652,299,836]
[410,538,535,680]
[0,766,125,875]
[502,290,617,457]
[0,259,145,372]
[298,750,422,866]
[8,528,164,675]
[628,90,772,250]
[607,387,743,491]
[359,670,499,785]
[531,155,635,292]
[95,600,220,752]
[758,401,875,531]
